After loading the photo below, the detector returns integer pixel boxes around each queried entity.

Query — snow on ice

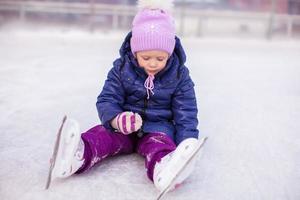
[0,29,299,200]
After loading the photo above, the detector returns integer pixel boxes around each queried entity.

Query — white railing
[0,0,300,38]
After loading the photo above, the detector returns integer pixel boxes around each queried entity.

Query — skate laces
[157,152,174,172]
[144,75,155,99]
[74,139,84,160]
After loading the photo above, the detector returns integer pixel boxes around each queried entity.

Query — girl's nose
[150,60,156,67]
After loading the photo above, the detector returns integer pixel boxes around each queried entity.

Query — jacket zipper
[142,97,148,120]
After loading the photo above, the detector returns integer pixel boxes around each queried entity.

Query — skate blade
[45,115,67,190]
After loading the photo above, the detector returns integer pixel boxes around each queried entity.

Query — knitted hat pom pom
[137,0,174,12]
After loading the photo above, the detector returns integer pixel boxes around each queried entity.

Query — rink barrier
[0,0,300,39]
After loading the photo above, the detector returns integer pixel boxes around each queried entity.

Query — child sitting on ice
[47,0,206,194]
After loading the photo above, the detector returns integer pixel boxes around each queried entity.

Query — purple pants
[75,125,176,181]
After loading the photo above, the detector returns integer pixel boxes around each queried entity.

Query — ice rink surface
[0,30,299,200]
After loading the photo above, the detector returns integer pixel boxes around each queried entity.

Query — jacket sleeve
[96,60,125,130]
[172,67,199,145]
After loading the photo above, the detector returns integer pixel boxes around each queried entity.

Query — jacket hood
[119,32,187,72]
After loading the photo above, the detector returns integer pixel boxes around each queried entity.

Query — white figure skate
[154,137,208,199]
[45,116,85,189]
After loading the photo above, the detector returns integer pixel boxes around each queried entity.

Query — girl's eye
[142,57,150,61]
[157,58,165,62]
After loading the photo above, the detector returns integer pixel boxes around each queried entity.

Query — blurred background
[0,0,300,39]
[1,1,300,200]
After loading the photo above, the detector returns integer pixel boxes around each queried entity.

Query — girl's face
[136,50,169,76]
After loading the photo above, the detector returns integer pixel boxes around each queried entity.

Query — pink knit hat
[130,1,176,55]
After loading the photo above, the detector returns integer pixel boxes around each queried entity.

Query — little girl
[47,0,206,194]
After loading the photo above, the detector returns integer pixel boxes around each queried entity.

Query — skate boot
[153,137,207,193]
[45,117,85,189]
[51,118,85,179]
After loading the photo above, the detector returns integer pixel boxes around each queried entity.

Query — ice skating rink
[0,30,299,200]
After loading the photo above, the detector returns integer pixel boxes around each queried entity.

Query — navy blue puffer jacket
[96,32,199,145]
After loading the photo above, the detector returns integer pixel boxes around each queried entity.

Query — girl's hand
[111,111,143,135]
